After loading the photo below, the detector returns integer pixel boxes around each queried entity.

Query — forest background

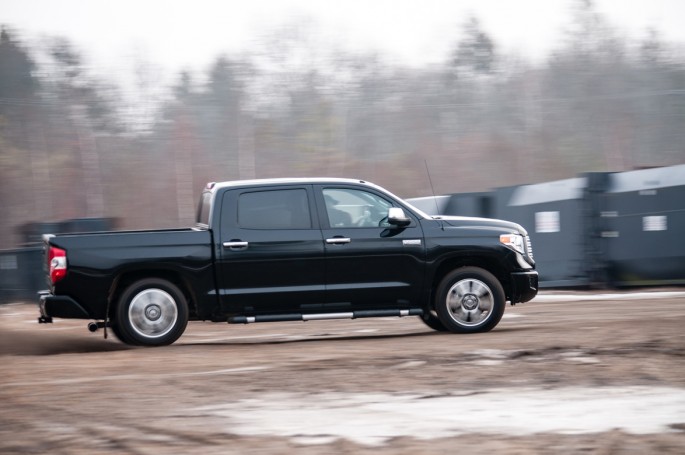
[1,1,684,248]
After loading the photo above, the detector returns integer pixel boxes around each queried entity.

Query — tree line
[1,1,684,247]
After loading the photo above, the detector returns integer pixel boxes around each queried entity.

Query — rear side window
[238,189,312,229]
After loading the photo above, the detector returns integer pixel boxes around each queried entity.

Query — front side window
[323,188,393,228]
[238,189,311,229]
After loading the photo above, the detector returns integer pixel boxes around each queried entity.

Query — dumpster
[405,195,450,215]
[601,164,685,286]
[494,177,592,287]
[443,191,493,218]
[0,246,43,304]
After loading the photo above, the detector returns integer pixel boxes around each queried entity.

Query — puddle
[195,387,685,445]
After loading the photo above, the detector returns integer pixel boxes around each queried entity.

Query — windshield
[400,199,432,220]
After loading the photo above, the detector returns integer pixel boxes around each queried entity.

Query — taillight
[48,246,67,284]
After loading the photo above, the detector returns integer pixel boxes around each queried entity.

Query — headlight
[499,233,525,255]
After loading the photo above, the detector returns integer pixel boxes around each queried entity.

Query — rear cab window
[196,192,213,227]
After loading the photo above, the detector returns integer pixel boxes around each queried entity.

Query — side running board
[228,308,423,324]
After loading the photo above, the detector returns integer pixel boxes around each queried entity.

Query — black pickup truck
[39,178,538,346]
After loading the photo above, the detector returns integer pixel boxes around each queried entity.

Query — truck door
[216,186,326,314]
[315,185,425,310]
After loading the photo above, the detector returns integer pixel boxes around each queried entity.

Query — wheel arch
[108,268,198,320]
[428,255,511,309]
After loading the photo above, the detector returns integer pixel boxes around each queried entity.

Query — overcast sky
[3,0,684,79]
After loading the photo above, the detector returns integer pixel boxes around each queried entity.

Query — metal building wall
[0,247,43,303]
[423,165,685,288]
[407,192,493,218]
[493,178,591,287]
[1,217,116,304]
[404,195,450,216]
[601,165,685,286]
[443,192,493,218]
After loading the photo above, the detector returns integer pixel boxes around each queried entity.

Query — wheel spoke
[472,281,489,298]
[472,308,487,323]
[447,290,461,311]
[454,281,471,298]
[479,295,492,312]
[457,307,469,323]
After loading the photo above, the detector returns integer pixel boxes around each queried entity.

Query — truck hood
[432,215,528,236]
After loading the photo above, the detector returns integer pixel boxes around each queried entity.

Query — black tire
[115,278,189,346]
[419,310,449,332]
[435,267,505,334]
[109,322,131,344]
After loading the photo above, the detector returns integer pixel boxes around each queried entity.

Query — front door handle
[223,241,249,249]
[326,237,351,245]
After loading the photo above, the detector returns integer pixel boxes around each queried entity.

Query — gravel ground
[1,290,684,454]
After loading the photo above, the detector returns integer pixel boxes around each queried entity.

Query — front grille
[525,236,534,261]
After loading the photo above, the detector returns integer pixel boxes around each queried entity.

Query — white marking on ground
[391,360,426,369]
[182,333,289,343]
[3,366,271,388]
[195,387,685,445]
[564,356,600,364]
[534,291,685,303]
[470,359,503,366]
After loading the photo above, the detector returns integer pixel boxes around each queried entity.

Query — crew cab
[38,178,538,346]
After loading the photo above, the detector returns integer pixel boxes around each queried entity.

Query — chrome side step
[228,308,423,324]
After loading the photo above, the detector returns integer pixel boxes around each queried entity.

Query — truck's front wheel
[115,278,189,346]
[435,267,505,333]
[419,310,449,332]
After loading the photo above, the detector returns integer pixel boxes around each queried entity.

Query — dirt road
[1,291,685,454]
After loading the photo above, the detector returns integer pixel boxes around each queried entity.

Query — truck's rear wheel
[115,278,188,346]
[435,267,505,333]
[109,322,129,344]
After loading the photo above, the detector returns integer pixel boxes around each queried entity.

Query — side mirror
[388,207,411,227]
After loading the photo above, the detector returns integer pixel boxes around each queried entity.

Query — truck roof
[207,178,377,192]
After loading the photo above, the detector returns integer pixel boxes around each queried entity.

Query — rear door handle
[223,241,249,249]
[326,237,351,245]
